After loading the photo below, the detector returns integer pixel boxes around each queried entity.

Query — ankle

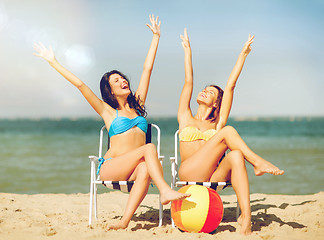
[159,185,173,195]
[240,212,251,221]
[118,218,130,228]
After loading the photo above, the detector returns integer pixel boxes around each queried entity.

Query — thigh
[209,154,233,182]
[99,144,153,181]
[179,140,228,182]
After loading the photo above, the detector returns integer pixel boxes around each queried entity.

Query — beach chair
[88,123,164,226]
[169,130,239,227]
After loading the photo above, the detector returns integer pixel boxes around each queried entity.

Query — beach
[0,118,323,239]
[0,191,323,240]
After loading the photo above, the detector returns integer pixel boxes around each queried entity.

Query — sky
[0,0,323,118]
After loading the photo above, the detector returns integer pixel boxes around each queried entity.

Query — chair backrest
[173,130,180,168]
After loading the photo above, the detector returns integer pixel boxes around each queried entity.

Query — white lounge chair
[88,123,164,226]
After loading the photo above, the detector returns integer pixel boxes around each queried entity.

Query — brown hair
[100,70,146,117]
[206,85,223,122]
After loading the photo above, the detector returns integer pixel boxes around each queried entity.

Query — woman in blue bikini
[33,15,189,230]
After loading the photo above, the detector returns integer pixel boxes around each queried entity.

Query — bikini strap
[116,109,118,117]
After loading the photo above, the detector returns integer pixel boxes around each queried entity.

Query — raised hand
[241,34,255,55]
[146,14,161,36]
[33,42,56,63]
[180,28,190,49]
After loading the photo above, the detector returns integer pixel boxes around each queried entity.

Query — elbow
[143,65,153,73]
[184,80,193,87]
[77,82,85,90]
[225,84,235,92]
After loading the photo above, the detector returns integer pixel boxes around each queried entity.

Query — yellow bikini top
[179,126,217,142]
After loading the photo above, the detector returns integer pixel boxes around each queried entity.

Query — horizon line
[0,115,324,121]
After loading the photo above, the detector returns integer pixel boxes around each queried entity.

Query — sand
[0,191,323,240]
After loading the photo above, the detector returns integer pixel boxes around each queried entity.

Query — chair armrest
[170,157,178,176]
[170,157,177,188]
[170,157,177,171]
[159,155,164,166]
[89,156,99,162]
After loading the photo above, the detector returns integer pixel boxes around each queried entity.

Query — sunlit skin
[33,15,190,231]
[177,28,284,235]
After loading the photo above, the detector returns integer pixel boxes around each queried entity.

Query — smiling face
[197,86,219,107]
[108,73,131,97]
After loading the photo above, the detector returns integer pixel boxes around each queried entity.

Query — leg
[210,150,251,235]
[179,141,228,181]
[180,126,284,178]
[107,162,151,230]
[214,126,284,176]
[100,143,190,204]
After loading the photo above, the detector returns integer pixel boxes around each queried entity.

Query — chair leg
[171,217,175,228]
[89,160,96,226]
[89,181,94,226]
[158,196,163,227]
[236,201,240,220]
[94,183,98,220]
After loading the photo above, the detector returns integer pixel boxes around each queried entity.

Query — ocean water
[0,117,323,195]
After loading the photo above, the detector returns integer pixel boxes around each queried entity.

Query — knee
[144,143,157,154]
[222,125,238,135]
[227,150,245,166]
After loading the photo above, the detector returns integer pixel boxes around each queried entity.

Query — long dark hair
[100,70,147,117]
[207,85,224,122]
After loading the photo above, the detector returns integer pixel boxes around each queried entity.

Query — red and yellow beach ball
[171,185,224,233]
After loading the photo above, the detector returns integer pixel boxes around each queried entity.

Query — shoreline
[0,191,323,239]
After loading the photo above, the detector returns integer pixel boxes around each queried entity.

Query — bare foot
[160,189,191,205]
[106,221,128,231]
[254,161,284,176]
[238,214,251,235]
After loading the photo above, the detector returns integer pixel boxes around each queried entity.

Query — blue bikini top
[108,109,148,137]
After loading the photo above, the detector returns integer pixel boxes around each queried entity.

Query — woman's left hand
[33,42,56,64]
[180,28,190,49]
[146,14,161,37]
[241,34,255,55]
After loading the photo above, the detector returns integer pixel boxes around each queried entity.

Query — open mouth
[121,83,128,89]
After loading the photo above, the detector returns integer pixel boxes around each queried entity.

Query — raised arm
[33,42,110,117]
[177,28,193,122]
[135,14,161,105]
[216,34,254,130]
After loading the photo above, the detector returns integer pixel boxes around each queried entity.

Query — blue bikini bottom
[97,157,112,175]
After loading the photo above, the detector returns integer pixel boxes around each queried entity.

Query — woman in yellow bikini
[177,29,284,235]
[33,15,189,231]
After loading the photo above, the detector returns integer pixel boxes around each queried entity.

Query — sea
[0,117,323,195]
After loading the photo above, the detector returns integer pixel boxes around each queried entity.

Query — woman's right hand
[180,28,190,49]
[241,34,254,55]
[33,42,56,64]
[146,14,161,37]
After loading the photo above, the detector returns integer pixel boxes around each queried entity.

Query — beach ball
[171,185,223,233]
